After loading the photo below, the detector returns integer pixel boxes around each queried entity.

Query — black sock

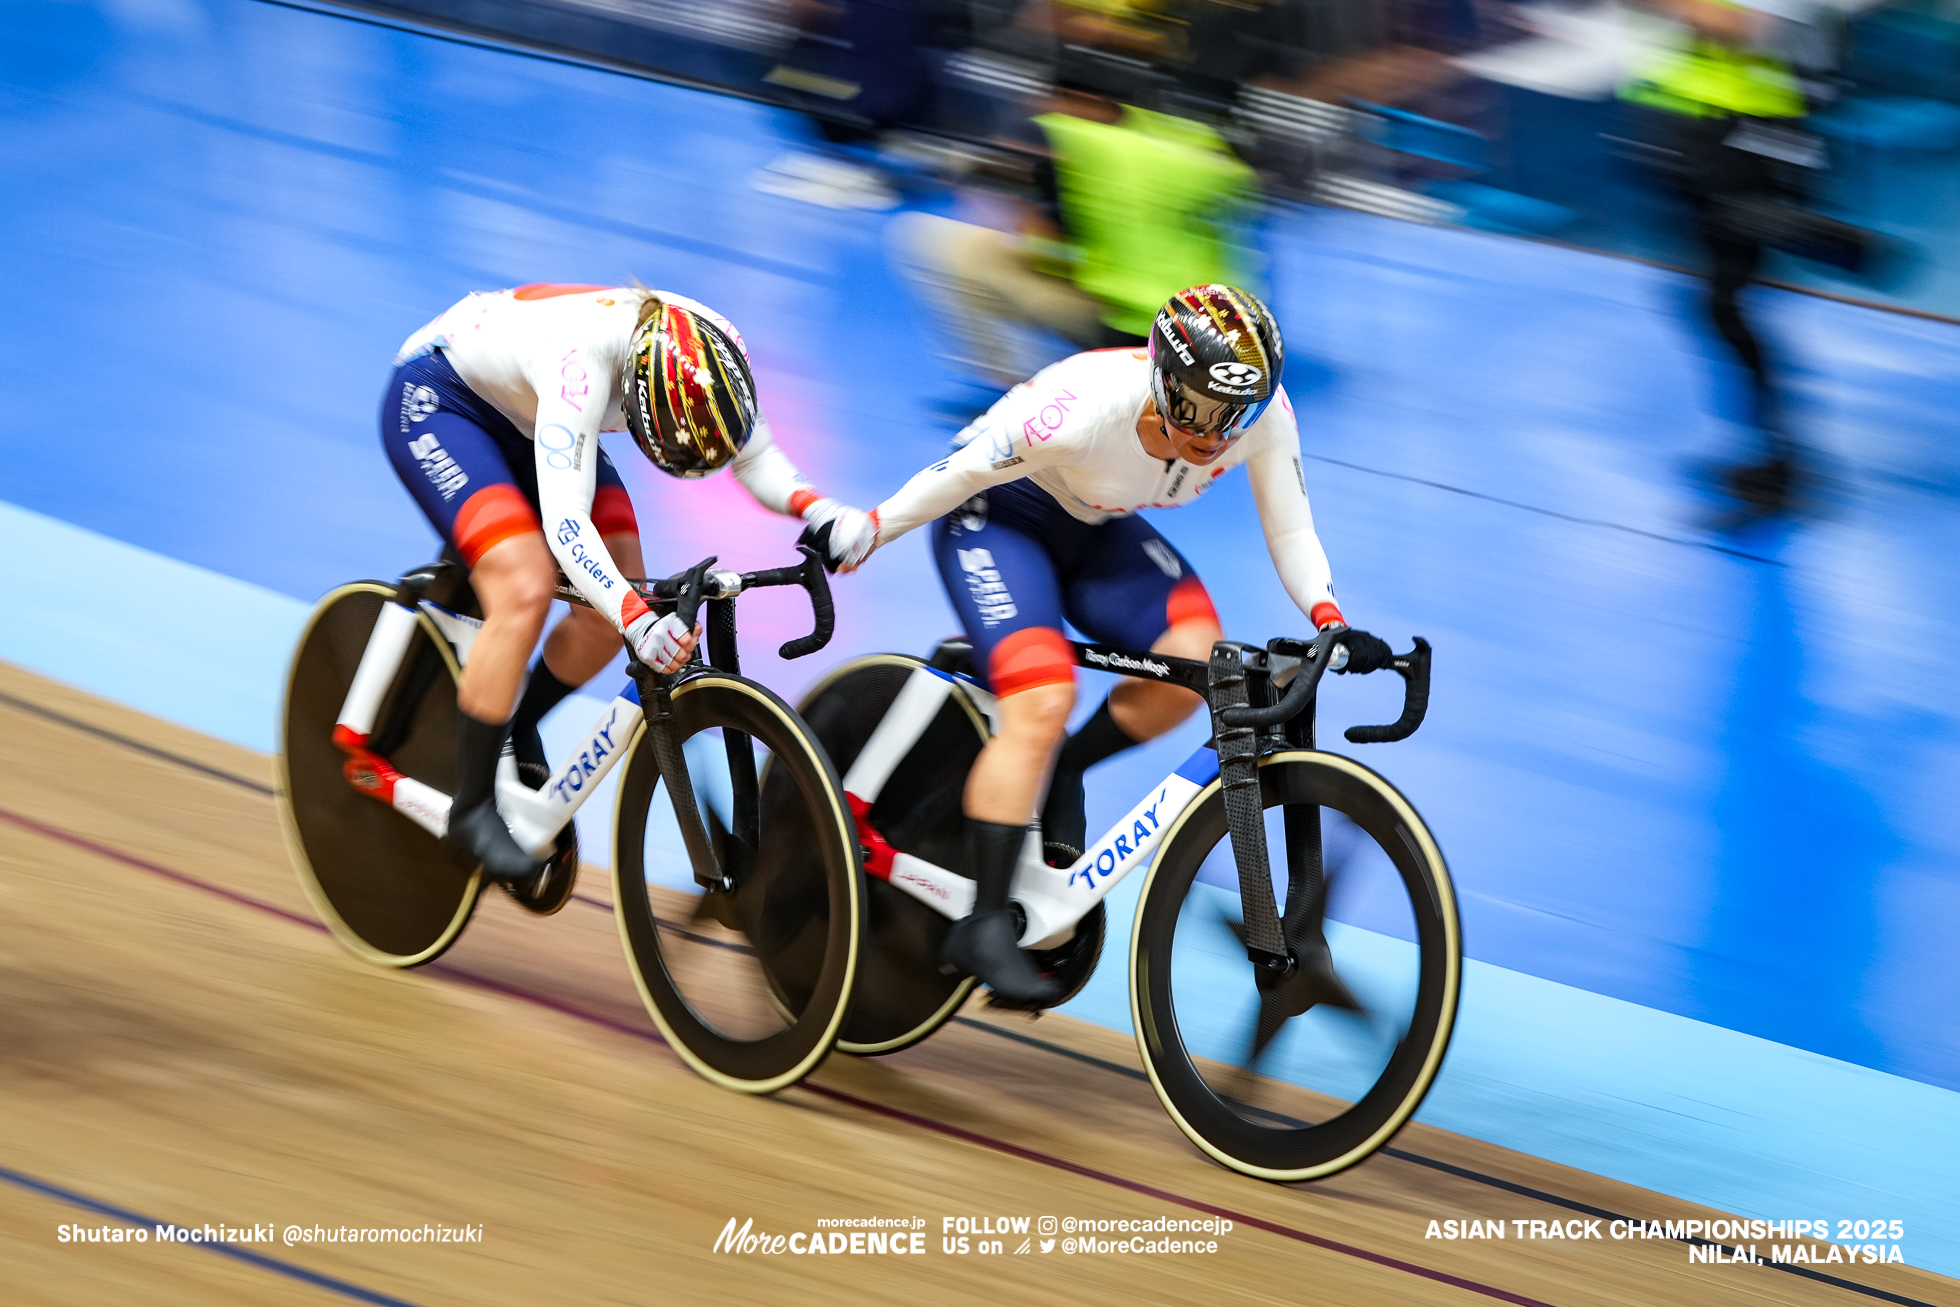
[510,660,577,770]
[965,818,1027,915]
[1056,699,1139,776]
[454,709,510,813]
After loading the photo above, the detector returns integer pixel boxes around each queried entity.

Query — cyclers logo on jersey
[956,547,1016,626]
[406,431,468,501]
[555,517,614,590]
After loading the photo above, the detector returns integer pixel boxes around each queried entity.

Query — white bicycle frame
[843,663,1222,950]
[331,598,644,858]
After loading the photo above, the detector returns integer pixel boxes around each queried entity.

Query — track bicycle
[786,628,1459,1180]
[278,545,863,1093]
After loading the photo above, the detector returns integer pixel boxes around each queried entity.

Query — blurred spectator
[1617,0,1898,517]
[752,0,973,208]
[889,43,1261,391]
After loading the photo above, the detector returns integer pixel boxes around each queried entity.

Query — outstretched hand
[1331,628,1394,675]
[798,501,879,574]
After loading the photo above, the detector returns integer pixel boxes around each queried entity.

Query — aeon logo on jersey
[1020,389,1077,446]
[558,349,591,412]
[957,547,1016,627]
[1209,361,1262,388]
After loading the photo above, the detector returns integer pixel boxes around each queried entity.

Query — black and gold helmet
[1147,285,1284,440]
[624,298,758,479]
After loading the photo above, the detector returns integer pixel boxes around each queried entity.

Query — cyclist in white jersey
[384,283,873,880]
[817,285,1393,1003]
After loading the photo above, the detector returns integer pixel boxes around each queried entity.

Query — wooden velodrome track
[1,659,1949,1307]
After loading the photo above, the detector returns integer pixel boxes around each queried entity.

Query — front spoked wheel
[612,672,863,1094]
[1131,751,1460,1181]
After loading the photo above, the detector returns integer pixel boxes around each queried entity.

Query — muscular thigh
[382,367,540,566]
[930,503,1070,694]
[1061,515,1218,652]
[383,363,643,574]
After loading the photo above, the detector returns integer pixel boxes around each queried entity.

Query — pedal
[501,827,579,916]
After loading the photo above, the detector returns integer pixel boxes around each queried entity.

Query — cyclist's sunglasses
[1160,375,1270,440]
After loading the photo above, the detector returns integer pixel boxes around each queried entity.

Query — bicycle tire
[611,671,862,1094]
[793,654,987,1055]
[278,583,483,967]
[1130,750,1460,1181]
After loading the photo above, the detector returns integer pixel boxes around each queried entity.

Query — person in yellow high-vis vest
[889,51,1259,397]
[1620,0,1895,516]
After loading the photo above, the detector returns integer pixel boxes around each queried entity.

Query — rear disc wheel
[278,583,482,967]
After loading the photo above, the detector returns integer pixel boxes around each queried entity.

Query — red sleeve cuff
[620,590,651,628]
[1310,602,1345,629]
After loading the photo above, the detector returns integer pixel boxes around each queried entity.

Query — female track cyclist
[822,285,1391,1004]
[383,283,872,882]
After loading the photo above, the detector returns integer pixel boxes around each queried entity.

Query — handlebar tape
[1216,626,1342,729]
[1344,637,1432,744]
[778,545,834,660]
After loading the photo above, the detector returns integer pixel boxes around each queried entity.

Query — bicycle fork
[1208,642,1359,1035]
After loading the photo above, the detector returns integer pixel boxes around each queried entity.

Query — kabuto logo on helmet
[1156,311,1196,365]
[1148,285,1286,438]
[625,299,758,479]
[1209,361,1262,387]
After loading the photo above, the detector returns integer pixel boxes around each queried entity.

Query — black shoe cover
[1041,771,1086,867]
[513,723,548,777]
[942,908,1063,1006]
[446,798,544,882]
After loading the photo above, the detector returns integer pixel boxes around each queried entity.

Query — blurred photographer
[1619,0,1898,516]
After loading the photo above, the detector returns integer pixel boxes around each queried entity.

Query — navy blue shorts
[929,480,1218,695]
[380,350,637,565]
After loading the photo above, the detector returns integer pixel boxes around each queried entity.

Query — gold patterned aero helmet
[624,298,759,478]
[1147,285,1285,440]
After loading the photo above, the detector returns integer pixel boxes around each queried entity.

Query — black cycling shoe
[446,798,545,883]
[941,908,1064,1006]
